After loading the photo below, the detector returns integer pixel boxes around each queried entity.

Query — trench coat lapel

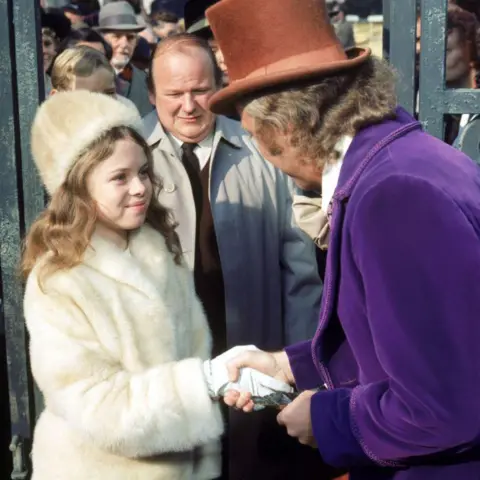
[143,112,243,269]
[210,115,242,161]
[144,110,177,157]
[144,111,197,265]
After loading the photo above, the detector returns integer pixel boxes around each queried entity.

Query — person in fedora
[149,4,181,39]
[184,0,228,86]
[207,1,480,479]
[97,0,153,116]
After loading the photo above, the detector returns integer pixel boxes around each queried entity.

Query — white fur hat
[31,90,145,195]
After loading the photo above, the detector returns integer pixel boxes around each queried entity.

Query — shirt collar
[166,129,215,155]
[321,135,353,212]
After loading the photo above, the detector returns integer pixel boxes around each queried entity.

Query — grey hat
[97,1,145,32]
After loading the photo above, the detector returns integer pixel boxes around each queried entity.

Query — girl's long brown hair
[22,126,182,283]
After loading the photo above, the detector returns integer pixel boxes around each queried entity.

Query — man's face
[42,32,57,73]
[241,110,323,191]
[149,47,218,143]
[103,31,138,71]
[416,19,473,86]
[208,39,229,86]
[445,28,472,85]
[153,21,180,39]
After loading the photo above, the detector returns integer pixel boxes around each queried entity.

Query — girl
[23,90,224,480]
[50,45,117,97]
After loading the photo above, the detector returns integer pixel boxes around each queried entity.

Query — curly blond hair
[244,57,397,168]
[22,126,181,283]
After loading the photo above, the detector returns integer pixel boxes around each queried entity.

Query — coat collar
[334,107,422,201]
[143,110,242,156]
[84,225,174,300]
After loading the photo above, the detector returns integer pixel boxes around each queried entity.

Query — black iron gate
[0,0,44,478]
[384,0,480,141]
[1,0,480,478]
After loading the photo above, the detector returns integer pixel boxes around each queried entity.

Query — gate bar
[388,0,418,115]
[13,0,45,231]
[13,0,46,421]
[0,0,40,477]
[418,0,480,137]
[418,0,448,138]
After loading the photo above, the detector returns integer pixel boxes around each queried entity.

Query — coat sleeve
[310,174,480,468]
[24,278,223,459]
[285,340,323,390]
[279,176,323,344]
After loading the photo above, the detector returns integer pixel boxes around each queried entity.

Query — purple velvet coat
[286,108,480,479]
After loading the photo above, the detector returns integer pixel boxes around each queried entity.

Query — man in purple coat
[205,0,480,479]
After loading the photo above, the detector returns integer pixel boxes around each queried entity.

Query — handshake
[203,345,294,408]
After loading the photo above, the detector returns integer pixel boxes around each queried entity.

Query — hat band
[237,45,348,82]
[100,14,138,28]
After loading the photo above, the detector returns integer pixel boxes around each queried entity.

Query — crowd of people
[11,0,480,479]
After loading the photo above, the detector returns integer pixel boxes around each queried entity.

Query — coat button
[164,183,176,193]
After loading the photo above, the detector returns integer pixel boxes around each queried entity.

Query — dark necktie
[180,142,203,221]
[181,142,200,173]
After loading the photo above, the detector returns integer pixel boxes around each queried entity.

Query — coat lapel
[211,116,243,156]
[143,113,243,269]
[144,112,197,264]
[311,108,422,385]
[207,116,244,217]
[144,110,177,156]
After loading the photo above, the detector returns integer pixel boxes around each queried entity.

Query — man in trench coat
[142,33,335,480]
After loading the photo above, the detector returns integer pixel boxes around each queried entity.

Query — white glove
[203,345,293,398]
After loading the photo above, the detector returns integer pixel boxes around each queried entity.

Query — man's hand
[223,349,294,411]
[203,345,260,397]
[277,390,317,447]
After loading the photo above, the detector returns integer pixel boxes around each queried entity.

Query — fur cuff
[174,358,224,446]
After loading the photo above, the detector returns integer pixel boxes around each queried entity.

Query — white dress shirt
[167,131,215,171]
[321,135,353,212]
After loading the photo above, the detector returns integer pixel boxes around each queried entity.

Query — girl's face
[42,33,57,72]
[87,138,153,246]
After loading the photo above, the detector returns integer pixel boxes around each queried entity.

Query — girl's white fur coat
[24,225,223,480]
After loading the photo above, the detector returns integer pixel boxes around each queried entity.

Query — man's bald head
[147,33,223,94]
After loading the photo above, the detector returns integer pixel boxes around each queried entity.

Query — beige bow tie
[292,195,330,250]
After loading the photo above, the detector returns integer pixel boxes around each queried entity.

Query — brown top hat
[206,0,371,115]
